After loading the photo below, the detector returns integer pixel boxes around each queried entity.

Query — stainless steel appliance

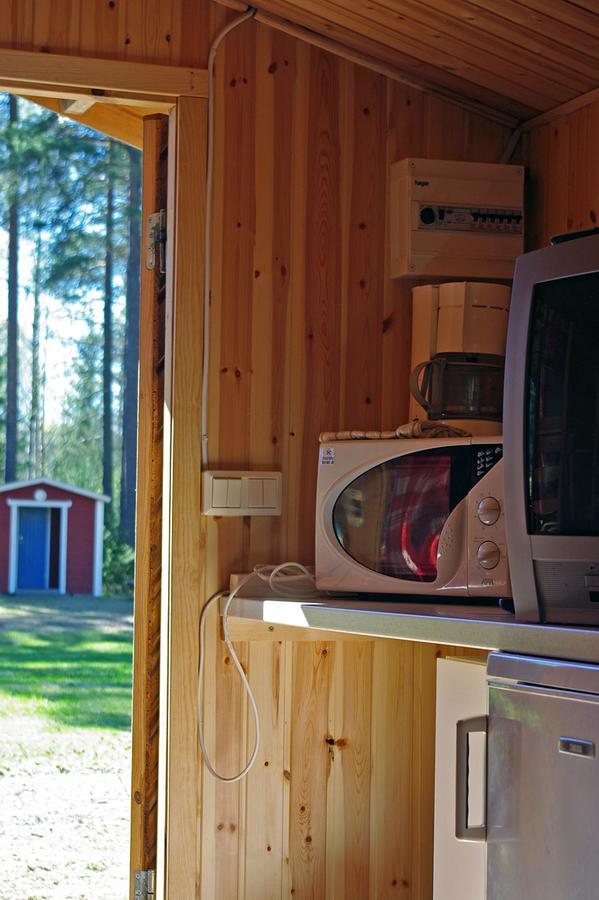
[457,652,599,900]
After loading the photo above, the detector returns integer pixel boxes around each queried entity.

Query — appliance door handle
[455,715,488,842]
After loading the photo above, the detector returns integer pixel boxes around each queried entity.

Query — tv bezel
[503,232,599,623]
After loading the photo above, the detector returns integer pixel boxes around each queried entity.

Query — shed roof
[0,478,110,503]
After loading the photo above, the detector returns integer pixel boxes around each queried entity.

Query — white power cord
[201,6,256,468]
[198,562,320,782]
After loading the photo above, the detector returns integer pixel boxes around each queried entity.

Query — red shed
[0,478,110,597]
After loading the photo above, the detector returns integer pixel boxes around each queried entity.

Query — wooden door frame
[0,51,209,900]
[129,113,170,899]
[156,96,208,900]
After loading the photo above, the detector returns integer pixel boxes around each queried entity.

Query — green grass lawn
[0,594,133,730]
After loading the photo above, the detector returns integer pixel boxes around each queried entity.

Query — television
[504,229,599,624]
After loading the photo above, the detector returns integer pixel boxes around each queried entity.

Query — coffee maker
[409,282,510,435]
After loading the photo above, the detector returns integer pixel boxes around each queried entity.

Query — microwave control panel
[467,453,511,597]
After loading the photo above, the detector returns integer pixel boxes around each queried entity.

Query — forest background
[0,95,141,594]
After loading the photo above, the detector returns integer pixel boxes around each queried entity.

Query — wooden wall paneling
[521,125,547,251]
[129,114,169,899]
[425,95,468,159]
[289,641,333,897]
[243,640,288,899]
[334,58,352,436]
[285,37,311,561]
[305,47,343,448]
[368,640,416,897]
[248,23,284,567]
[209,20,257,900]
[464,112,512,164]
[326,640,375,900]
[158,95,207,900]
[341,64,386,431]
[268,27,299,564]
[0,0,234,69]
[382,82,423,430]
[160,17,514,900]
[409,643,441,900]
[567,105,593,234]
[524,99,599,249]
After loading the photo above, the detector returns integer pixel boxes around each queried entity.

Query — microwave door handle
[455,715,488,842]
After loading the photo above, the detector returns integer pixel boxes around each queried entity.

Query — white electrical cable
[201,6,256,468]
[198,562,321,782]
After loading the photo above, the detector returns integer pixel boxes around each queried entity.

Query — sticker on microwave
[320,447,335,465]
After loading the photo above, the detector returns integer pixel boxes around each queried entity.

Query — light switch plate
[202,470,282,516]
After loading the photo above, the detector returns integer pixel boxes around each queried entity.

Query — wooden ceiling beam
[61,98,97,115]
[24,96,145,149]
[0,47,208,102]
[0,80,173,110]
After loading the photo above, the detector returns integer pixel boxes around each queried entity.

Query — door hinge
[134,869,156,899]
[146,209,166,274]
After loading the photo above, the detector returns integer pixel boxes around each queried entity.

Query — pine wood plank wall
[0,0,232,67]
[524,98,599,250]
[0,5,519,897]
[195,20,507,900]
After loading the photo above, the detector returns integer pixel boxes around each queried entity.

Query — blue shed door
[17,507,50,590]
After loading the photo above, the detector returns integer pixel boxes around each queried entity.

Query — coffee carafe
[409,282,510,434]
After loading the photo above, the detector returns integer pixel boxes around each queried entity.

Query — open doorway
[0,94,143,898]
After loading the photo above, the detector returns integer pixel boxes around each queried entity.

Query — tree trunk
[119,147,142,545]
[28,225,43,478]
[103,141,115,515]
[5,95,19,483]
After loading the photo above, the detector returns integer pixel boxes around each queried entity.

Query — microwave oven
[503,230,599,624]
[315,436,511,599]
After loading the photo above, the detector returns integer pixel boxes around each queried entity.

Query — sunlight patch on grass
[0,623,133,730]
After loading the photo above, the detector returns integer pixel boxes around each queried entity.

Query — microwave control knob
[477,496,501,526]
[477,541,501,570]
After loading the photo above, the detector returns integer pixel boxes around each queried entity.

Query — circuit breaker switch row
[202,471,282,516]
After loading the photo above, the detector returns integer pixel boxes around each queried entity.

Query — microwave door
[332,447,469,585]
[486,681,599,900]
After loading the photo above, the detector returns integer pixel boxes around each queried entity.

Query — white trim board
[0,477,110,503]
[93,500,104,597]
[7,499,71,595]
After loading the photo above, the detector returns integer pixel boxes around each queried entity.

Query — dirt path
[0,595,133,900]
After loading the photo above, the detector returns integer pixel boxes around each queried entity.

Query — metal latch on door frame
[146,209,166,273]
[134,869,155,899]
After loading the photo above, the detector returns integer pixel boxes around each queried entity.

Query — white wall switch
[202,471,282,516]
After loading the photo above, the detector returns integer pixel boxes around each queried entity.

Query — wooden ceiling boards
[250,0,599,122]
